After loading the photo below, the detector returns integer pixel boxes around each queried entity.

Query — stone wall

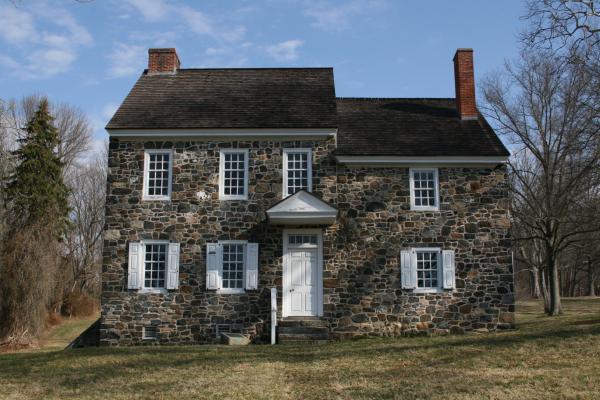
[101,137,513,345]
[322,166,514,339]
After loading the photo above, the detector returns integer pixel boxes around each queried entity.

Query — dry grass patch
[0,298,599,399]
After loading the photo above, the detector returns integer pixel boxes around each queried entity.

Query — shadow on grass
[1,318,599,395]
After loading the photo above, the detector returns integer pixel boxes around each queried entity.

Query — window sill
[142,196,171,202]
[410,207,439,212]
[138,288,168,294]
[412,288,445,294]
[219,196,249,201]
[217,289,246,294]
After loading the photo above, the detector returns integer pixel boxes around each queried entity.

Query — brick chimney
[148,48,180,74]
[453,48,477,120]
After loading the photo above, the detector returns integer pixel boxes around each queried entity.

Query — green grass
[1,299,599,399]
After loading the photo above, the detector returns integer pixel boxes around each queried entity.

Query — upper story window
[143,150,172,201]
[283,148,312,197]
[409,168,439,211]
[219,149,249,200]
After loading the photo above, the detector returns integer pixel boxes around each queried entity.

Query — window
[206,242,259,292]
[222,243,245,290]
[410,168,439,211]
[288,234,318,246]
[219,149,249,200]
[283,148,312,197]
[401,248,455,292]
[128,241,180,291]
[143,150,172,200]
[143,243,167,289]
[143,326,158,340]
[416,250,439,289]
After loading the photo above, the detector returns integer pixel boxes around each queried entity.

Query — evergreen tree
[5,99,70,235]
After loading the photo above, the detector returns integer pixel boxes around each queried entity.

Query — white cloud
[265,40,304,62]
[24,48,77,78]
[102,103,119,121]
[303,0,385,31]
[107,43,146,78]
[124,1,246,43]
[0,5,36,44]
[0,4,92,79]
[125,0,169,22]
[128,30,177,47]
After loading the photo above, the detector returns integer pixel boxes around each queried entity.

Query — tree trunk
[548,254,562,315]
[531,267,542,298]
[590,267,596,297]
[541,268,551,313]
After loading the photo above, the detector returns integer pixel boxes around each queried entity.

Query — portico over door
[282,230,323,317]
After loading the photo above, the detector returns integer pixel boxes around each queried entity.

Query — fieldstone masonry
[101,136,514,346]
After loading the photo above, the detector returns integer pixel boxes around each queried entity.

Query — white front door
[283,231,323,317]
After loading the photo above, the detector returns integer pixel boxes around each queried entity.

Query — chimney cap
[149,48,178,53]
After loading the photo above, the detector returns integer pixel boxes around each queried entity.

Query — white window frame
[142,149,173,201]
[218,240,248,294]
[412,247,443,294]
[140,240,170,293]
[282,148,312,198]
[219,149,249,200]
[409,168,439,211]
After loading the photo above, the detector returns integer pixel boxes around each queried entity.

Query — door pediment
[266,191,337,225]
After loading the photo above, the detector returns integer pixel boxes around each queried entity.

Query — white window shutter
[166,242,180,289]
[442,250,456,289]
[245,243,259,290]
[206,243,222,290]
[128,242,142,289]
[401,250,416,289]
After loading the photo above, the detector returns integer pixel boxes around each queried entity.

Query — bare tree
[482,49,600,315]
[14,95,92,172]
[64,148,107,299]
[523,0,600,51]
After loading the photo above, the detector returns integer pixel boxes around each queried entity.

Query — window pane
[144,243,167,288]
[222,244,244,289]
[285,151,310,195]
[415,251,439,289]
[413,170,436,208]
[146,152,170,197]
[222,152,246,198]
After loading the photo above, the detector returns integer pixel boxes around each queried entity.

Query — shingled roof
[106,68,337,130]
[335,98,509,157]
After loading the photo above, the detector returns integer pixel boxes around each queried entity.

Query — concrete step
[278,339,331,345]
[278,326,329,335]
[278,318,329,328]
[278,332,330,342]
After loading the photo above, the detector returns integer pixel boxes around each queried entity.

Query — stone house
[101,47,514,346]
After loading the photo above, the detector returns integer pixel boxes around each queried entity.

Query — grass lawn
[0,299,599,400]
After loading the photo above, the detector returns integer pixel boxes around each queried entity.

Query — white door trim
[282,229,323,317]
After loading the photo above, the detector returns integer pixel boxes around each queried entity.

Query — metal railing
[271,287,277,345]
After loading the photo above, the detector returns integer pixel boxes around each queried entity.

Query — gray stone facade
[100,137,514,346]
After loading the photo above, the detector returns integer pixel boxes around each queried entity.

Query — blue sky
[0,0,527,154]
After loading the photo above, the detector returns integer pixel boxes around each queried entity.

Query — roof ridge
[336,97,455,101]
[172,67,334,71]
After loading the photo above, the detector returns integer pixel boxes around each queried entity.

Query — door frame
[282,229,324,318]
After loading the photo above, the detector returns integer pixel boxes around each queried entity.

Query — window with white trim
[410,168,439,210]
[143,242,167,289]
[219,149,248,200]
[283,148,312,197]
[143,150,172,200]
[416,250,439,289]
[206,242,259,292]
[222,243,245,290]
[401,247,455,292]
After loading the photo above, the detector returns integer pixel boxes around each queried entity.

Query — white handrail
[270,287,277,345]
